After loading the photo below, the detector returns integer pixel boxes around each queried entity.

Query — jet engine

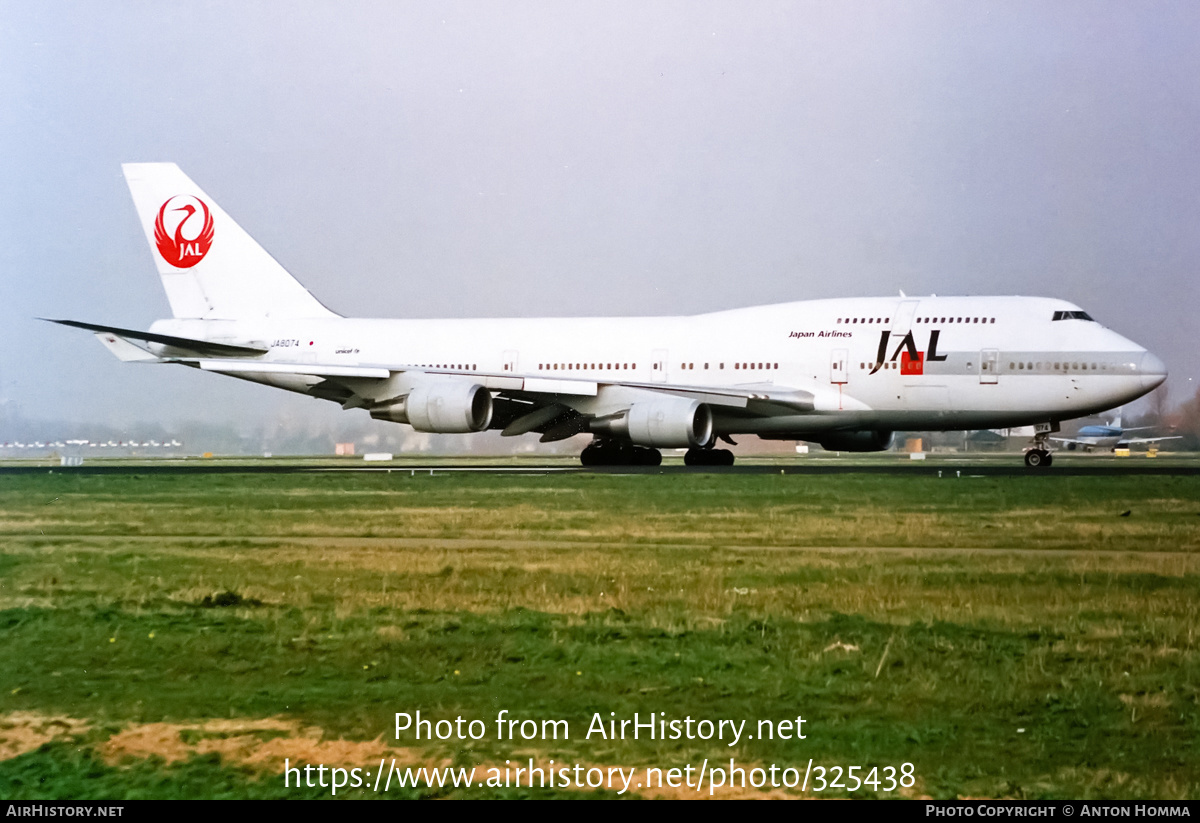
[591,397,713,448]
[370,382,493,433]
[813,430,895,452]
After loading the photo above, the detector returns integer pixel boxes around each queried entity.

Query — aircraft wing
[186,359,817,411]
[1119,435,1182,445]
[58,319,822,432]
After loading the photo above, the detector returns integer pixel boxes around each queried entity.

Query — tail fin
[123,163,338,320]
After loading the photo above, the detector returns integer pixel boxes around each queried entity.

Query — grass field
[1,470,1198,799]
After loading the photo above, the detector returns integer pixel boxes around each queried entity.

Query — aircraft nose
[1139,351,1167,390]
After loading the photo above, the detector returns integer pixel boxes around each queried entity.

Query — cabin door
[980,349,999,384]
[830,349,849,384]
[502,350,519,373]
[651,349,669,383]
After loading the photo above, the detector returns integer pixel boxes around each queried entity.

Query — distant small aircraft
[1052,413,1180,451]
[49,163,1168,469]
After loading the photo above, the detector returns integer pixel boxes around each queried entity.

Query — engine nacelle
[592,397,713,448]
[370,382,493,433]
[813,430,895,452]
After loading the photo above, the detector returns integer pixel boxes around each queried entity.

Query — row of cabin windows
[419,364,476,370]
[917,317,994,324]
[415,359,1123,376]
[538,363,635,371]
[838,316,997,325]
[854,360,1129,373]
[1010,361,1125,371]
[536,362,781,372]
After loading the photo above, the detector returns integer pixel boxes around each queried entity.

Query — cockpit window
[1052,310,1094,321]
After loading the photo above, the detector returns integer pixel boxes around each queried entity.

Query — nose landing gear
[1024,448,1053,467]
[1024,424,1057,468]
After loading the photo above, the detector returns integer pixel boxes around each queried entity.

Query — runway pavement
[3,461,1199,477]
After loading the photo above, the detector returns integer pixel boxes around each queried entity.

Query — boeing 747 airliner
[50,164,1167,467]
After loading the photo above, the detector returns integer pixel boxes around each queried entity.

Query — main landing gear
[684,447,735,466]
[578,439,737,468]
[579,440,662,467]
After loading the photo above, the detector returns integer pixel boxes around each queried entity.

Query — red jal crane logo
[154,195,214,268]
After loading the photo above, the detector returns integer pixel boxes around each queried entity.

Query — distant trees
[1173,385,1200,450]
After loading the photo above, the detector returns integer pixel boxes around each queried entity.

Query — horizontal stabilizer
[93,332,159,362]
[44,319,268,357]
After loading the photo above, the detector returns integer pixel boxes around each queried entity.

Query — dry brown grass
[0,712,90,760]
[4,710,804,798]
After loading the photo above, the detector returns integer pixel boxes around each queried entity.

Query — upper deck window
[1052,310,1094,321]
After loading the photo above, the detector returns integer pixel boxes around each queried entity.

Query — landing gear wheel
[634,447,662,466]
[684,448,735,467]
[1024,449,1051,468]
[580,441,661,467]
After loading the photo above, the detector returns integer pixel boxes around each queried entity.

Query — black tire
[1024,449,1047,468]
[1044,453,1053,467]
[684,448,733,467]
[636,447,662,466]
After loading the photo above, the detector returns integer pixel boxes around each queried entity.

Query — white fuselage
[152,294,1165,438]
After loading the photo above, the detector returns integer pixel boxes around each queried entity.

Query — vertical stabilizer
[123,163,338,320]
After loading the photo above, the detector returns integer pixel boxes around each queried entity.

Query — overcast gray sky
[3,1,1198,432]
